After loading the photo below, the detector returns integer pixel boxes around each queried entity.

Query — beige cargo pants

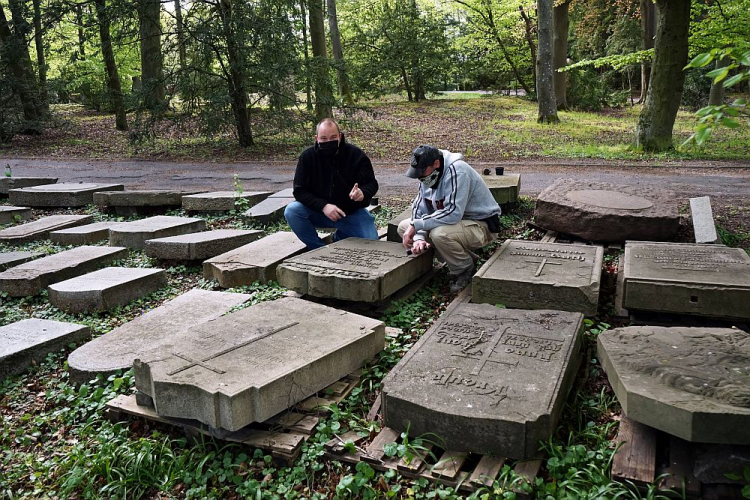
[398,219,494,275]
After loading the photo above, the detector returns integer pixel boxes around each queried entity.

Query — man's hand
[323,204,346,222]
[411,240,430,255]
[349,183,364,202]
[402,223,416,249]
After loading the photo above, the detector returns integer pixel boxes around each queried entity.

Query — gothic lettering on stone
[310,248,402,270]
[431,368,509,407]
[502,334,563,363]
[283,262,372,278]
[634,248,748,271]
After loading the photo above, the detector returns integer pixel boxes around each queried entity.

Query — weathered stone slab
[145,229,263,261]
[0,251,43,271]
[623,241,750,320]
[1,319,90,380]
[9,183,125,207]
[203,231,306,287]
[277,238,434,302]
[182,191,272,212]
[133,297,385,431]
[109,216,207,250]
[481,173,521,205]
[49,221,124,245]
[0,205,32,224]
[0,245,128,297]
[0,177,57,195]
[534,179,680,242]
[269,188,294,198]
[387,208,411,243]
[598,326,750,443]
[242,196,294,224]
[93,190,189,216]
[0,214,93,244]
[67,289,251,385]
[690,196,720,244]
[383,303,583,458]
[49,267,168,313]
[472,240,603,316]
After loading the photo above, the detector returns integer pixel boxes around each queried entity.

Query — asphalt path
[1,157,748,203]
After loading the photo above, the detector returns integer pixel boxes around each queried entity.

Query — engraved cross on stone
[452,327,517,376]
[526,257,562,277]
[167,322,299,376]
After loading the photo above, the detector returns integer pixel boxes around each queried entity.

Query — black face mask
[317,139,339,157]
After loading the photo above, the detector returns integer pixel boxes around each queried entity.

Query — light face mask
[419,168,441,188]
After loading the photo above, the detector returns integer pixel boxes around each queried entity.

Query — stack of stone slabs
[133,297,385,431]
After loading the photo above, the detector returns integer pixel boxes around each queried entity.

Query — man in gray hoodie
[399,145,502,292]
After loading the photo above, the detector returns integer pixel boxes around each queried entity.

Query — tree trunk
[536,0,558,123]
[32,0,48,113]
[708,57,729,106]
[76,5,85,58]
[218,0,252,147]
[138,0,164,109]
[400,66,412,101]
[174,0,186,70]
[326,0,352,105]
[1,1,42,123]
[94,0,127,130]
[299,0,312,111]
[553,0,569,110]
[485,4,532,95]
[635,0,690,151]
[308,0,332,121]
[639,0,655,103]
[519,5,537,94]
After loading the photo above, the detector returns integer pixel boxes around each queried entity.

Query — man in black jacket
[284,118,379,249]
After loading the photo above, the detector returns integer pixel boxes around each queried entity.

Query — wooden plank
[241,429,305,455]
[325,430,364,454]
[289,415,319,435]
[362,427,400,464]
[659,435,701,498]
[324,380,350,397]
[296,396,336,412]
[366,394,382,422]
[431,450,468,480]
[540,230,558,243]
[397,444,433,475]
[469,455,506,487]
[513,459,542,483]
[267,411,304,429]
[611,417,657,485]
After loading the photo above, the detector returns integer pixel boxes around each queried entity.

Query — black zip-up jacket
[292,134,378,215]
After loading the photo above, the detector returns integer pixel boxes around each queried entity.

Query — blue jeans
[284,201,379,250]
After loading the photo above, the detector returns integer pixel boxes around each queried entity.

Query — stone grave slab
[0,214,93,244]
[133,297,385,431]
[534,179,680,242]
[269,188,294,198]
[690,196,720,244]
[598,326,750,443]
[481,173,521,205]
[9,183,125,207]
[472,240,603,316]
[1,319,90,380]
[242,197,294,224]
[203,231,306,287]
[0,245,128,297]
[0,177,57,195]
[49,267,167,313]
[0,251,43,271]
[623,241,750,321]
[387,208,411,243]
[67,289,251,384]
[182,191,271,212]
[382,303,583,458]
[109,216,207,250]
[145,229,263,261]
[0,206,32,224]
[49,221,124,245]
[277,238,434,302]
[93,190,189,215]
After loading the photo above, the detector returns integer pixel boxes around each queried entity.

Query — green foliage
[724,467,750,498]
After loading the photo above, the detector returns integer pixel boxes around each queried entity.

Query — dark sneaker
[449,264,475,293]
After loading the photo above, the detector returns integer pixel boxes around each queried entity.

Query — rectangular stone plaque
[623,241,750,320]
[387,208,411,243]
[203,231,307,287]
[277,238,434,302]
[472,240,603,316]
[0,215,93,244]
[382,302,583,459]
[481,173,521,205]
[49,221,124,245]
[93,190,191,215]
[0,206,32,224]
[1,319,90,380]
[133,297,385,431]
[145,229,263,261]
[690,196,720,244]
[0,177,57,195]
[109,216,207,249]
[182,191,271,212]
[0,245,128,297]
[9,183,124,207]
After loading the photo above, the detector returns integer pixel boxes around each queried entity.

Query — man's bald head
[315,118,341,144]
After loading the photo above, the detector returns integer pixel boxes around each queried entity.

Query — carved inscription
[431,368,509,407]
[634,247,747,271]
[502,334,563,362]
[310,248,403,270]
[510,245,587,262]
[282,262,372,278]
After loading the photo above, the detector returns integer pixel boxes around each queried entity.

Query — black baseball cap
[406,145,441,179]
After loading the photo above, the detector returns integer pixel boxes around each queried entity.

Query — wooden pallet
[612,417,746,499]
[104,370,362,465]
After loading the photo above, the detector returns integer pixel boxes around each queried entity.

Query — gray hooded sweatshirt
[410,150,501,241]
